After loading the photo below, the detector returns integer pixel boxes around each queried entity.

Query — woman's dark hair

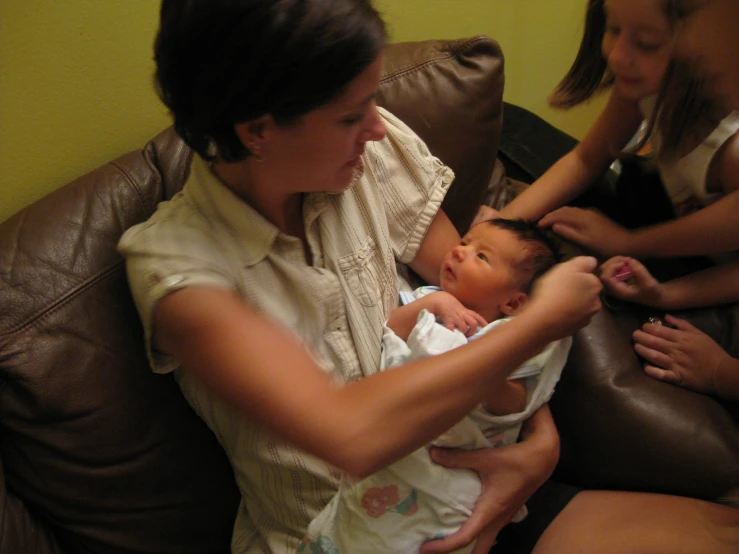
[154,0,386,162]
[549,0,723,162]
[485,219,559,292]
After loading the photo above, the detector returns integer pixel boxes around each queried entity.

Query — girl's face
[602,0,675,100]
[674,0,739,111]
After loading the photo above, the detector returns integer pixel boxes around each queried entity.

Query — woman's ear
[234,115,271,152]
[500,292,529,316]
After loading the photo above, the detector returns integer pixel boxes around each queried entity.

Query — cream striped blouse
[118,108,454,553]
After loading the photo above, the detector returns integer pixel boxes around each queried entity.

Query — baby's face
[440,224,527,321]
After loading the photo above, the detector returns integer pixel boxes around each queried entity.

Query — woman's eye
[342,115,363,126]
[605,23,620,36]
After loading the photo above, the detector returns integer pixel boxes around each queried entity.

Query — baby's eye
[477,253,488,262]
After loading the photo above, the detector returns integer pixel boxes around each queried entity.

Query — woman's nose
[363,103,387,142]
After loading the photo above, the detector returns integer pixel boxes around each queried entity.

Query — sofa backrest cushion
[0,37,504,554]
[378,36,504,233]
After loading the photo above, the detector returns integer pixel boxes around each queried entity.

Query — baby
[299,219,571,554]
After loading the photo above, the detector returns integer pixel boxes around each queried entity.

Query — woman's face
[601,0,675,100]
[674,0,739,110]
[258,54,388,195]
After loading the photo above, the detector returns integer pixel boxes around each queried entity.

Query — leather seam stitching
[110,159,149,214]
[380,35,490,85]
[0,261,122,337]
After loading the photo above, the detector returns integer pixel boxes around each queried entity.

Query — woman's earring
[248,142,264,162]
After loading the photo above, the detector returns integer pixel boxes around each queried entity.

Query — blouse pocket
[337,237,383,307]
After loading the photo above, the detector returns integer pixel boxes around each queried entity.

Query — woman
[119,1,738,553]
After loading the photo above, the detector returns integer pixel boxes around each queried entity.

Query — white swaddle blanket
[300,310,571,554]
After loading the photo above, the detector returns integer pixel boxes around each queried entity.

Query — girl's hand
[633,314,729,396]
[429,291,488,337]
[527,256,602,339]
[539,207,632,257]
[420,405,558,554]
[600,256,666,307]
[470,205,501,228]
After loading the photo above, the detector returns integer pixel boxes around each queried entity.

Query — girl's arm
[601,256,739,310]
[501,91,643,221]
[154,256,600,479]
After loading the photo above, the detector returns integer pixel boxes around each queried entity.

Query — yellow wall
[0,0,606,222]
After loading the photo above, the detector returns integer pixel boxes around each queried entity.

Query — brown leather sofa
[1,36,737,554]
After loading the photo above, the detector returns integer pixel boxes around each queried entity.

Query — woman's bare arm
[154,258,600,478]
[408,208,460,285]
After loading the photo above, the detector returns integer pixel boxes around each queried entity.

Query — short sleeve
[364,108,455,264]
[118,202,239,373]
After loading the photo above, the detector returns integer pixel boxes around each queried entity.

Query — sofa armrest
[552,309,739,500]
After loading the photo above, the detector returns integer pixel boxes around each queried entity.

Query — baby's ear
[500,291,528,316]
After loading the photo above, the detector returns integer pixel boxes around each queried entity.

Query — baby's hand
[428,292,487,337]
[600,256,665,308]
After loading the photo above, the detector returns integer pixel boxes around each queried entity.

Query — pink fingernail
[613,264,634,280]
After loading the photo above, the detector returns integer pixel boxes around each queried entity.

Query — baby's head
[439,219,558,322]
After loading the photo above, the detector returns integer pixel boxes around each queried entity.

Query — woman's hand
[539,207,633,257]
[420,405,559,554]
[470,205,501,228]
[633,315,732,396]
[428,291,488,336]
[526,256,602,340]
[600,256,667,308]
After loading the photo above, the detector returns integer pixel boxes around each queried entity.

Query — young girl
[499,0,739,259]
[595,0,739,403]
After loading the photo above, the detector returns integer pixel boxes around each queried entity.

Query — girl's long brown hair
[549,0,723,161]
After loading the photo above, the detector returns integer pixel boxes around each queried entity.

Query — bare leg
[532,490,739,554]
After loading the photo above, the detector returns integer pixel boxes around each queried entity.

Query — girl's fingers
[664,314,696,332]
[633,341,675,369]
[643,363,682,385]
[550,222,580,241]
[638,324,674,341]
[600,256,630,276]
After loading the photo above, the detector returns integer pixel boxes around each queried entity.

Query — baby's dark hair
[485,218,559,292]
